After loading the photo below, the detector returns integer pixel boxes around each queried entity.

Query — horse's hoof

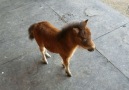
[62,64,65,68]
[42,61,48,64]
[66,71,72,77]
[45,53,51,58]
[67,73,72,77]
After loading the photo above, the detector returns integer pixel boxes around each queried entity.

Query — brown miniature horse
[28,20,95,77]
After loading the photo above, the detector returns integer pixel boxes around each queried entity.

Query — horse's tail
[28,24,36,40]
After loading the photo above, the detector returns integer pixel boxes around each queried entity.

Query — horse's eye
[82,30,85,34]
[83,39,87,43]
[81,30,85,35]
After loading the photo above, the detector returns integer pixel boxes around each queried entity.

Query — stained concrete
[0,0,129,90]
[95,23,129,78]
[44,0,129,39]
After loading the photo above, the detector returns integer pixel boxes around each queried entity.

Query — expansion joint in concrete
[96,48,129,81]
[94,22,129,41]
[44,3,67,23]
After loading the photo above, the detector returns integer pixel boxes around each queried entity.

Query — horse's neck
[57,30,77,50]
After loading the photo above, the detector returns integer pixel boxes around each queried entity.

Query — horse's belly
[44,44,59,53]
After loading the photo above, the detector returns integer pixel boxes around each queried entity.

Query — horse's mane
[58,22,81,39]
[61,22,81,31]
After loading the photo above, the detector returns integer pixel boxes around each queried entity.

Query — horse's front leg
[60,55,72,77]
[64,58,72,77]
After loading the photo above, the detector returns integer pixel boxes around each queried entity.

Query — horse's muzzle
[88,48,95,52]
[88,42,95,52]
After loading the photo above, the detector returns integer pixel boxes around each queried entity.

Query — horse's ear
[73,28,79,34]
[83,19,88,26]
[85,19,88,24]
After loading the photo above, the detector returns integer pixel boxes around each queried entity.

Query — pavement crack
[44,3,67,23]
[96,48,129,81]
[31,59,39,76]
[94,22,129,40]
[0,54,23,67]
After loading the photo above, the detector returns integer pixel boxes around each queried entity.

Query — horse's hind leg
[33,33,49,64]
[45,50,51,58]
[61,61,65,68]
[40,47,48,64]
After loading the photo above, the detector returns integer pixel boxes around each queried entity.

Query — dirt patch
[101,0,129,17]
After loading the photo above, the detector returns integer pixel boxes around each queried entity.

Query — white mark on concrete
[47,70,51,73]
[4,56,7,59]
[123,35,129,45]
[18,56,24,61]
[123,64,126,66]
[2,72,4,74]
[84,8,104,17]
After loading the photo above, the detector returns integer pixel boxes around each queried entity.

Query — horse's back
[37,21,59,33]
[32,21,59,37]
[32,21,60,51]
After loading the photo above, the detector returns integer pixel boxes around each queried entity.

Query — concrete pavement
[0,0,129,90]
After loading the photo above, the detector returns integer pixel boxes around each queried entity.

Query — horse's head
[73,20,95,52]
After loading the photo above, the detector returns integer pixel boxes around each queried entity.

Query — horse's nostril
[88,48,94,52]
